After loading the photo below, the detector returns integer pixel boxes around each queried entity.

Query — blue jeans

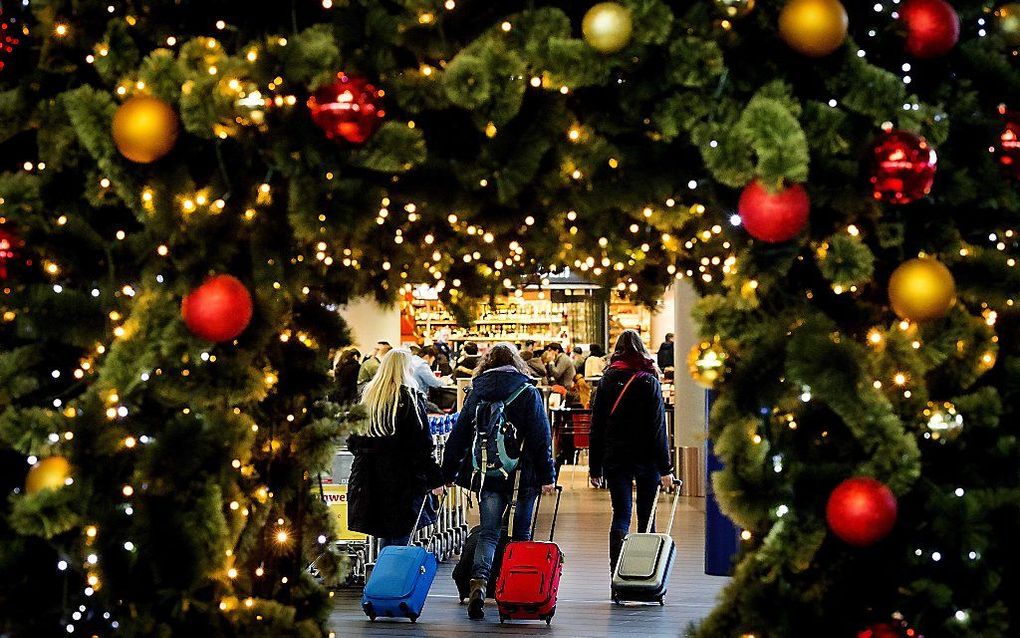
[472,487,538,581]
[606,465,660,534]
[377,534,410,551]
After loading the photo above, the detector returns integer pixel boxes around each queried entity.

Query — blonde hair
[361,348,414,436]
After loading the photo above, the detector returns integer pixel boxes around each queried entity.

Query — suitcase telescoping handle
[408,491,449,549]
[646,477,682,536]
[531,485,564,542]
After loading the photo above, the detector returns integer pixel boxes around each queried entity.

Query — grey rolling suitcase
[611,482,681,605]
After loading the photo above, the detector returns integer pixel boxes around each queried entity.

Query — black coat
[441,367,556,493]
[590,366,673,478]
[334,360,360,405]
[347,387,444,538]
[657,341,674,371]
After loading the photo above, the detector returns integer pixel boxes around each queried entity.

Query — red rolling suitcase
[495,485,564,625]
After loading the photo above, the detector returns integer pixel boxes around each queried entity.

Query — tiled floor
[328,484,728,637]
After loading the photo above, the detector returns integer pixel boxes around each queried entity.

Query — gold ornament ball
[779,0,849,57]
[715,0,756,19]
[26,456,72,494]
[888,257,956,322]
[112,96,180,164]
[582,2,634,54]
[688,340,729,389]
[997,3,1020,46]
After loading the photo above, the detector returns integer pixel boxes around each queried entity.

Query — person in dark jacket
[589,329,674,578]
[454,341,481,378]
[348,349,446,549]
[442,343,557,620]
[333,346,361,405]
[656,333,675,372]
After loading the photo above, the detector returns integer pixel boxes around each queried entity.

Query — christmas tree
[1,0,1018,636]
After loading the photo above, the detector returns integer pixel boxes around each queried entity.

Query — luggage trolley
[328,451,371,583]
[316,412,471,586]
[312,450,372,586]
[425,412,470,561]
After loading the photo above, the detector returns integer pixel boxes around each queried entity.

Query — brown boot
[467,578,486,620]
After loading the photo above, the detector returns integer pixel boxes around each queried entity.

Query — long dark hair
[611,329,653,362]
[473,342,530,377]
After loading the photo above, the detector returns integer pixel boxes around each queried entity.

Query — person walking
[589,330,674,579]
[442,343,557,620]
[332,346,362,405]
[584,343,607,377]
[656,333,675,372]
[348,349,446,549]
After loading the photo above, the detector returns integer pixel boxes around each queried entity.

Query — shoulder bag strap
[505,382,530,406]
[610,373,640,416]
[505,449,523,533]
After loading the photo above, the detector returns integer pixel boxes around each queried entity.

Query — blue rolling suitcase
[361,495,442,622]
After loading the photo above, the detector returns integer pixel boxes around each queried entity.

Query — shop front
[399,268,659,354]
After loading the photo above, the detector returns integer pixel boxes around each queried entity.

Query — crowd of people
[338,330,677,620]
[333,333,676,410]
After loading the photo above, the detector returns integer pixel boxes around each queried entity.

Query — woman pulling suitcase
[442,343,557,620]
[348,348,446,549]
[589,330,674,581]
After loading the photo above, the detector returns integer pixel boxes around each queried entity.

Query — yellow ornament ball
[112,96,180,164]
[582,2,634,54]
[688,339,730,389]
[779,0,849,57]
[888,257,956,322]
[26,456,72,494]
[997,3,1020,46]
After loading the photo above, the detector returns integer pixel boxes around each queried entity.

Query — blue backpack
[471,383,530,487]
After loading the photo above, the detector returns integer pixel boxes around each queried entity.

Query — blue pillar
[704,390,740,576]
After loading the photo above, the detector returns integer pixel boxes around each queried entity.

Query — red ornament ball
[996,116,1020,180]
[900,0,960,58]
[181,275,253,342]
[0,226,20,280]
[870,130,937,204]
[826,476,898,547]
[307,73,385,144]
[737,180,810,243]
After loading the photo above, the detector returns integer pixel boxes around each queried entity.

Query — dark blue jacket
[441,367,556,492]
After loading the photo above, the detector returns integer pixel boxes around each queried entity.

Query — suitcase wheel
[409,613,419,623]
[499,615,506,624]
[363,602,376,621]
[658,597,665,606]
